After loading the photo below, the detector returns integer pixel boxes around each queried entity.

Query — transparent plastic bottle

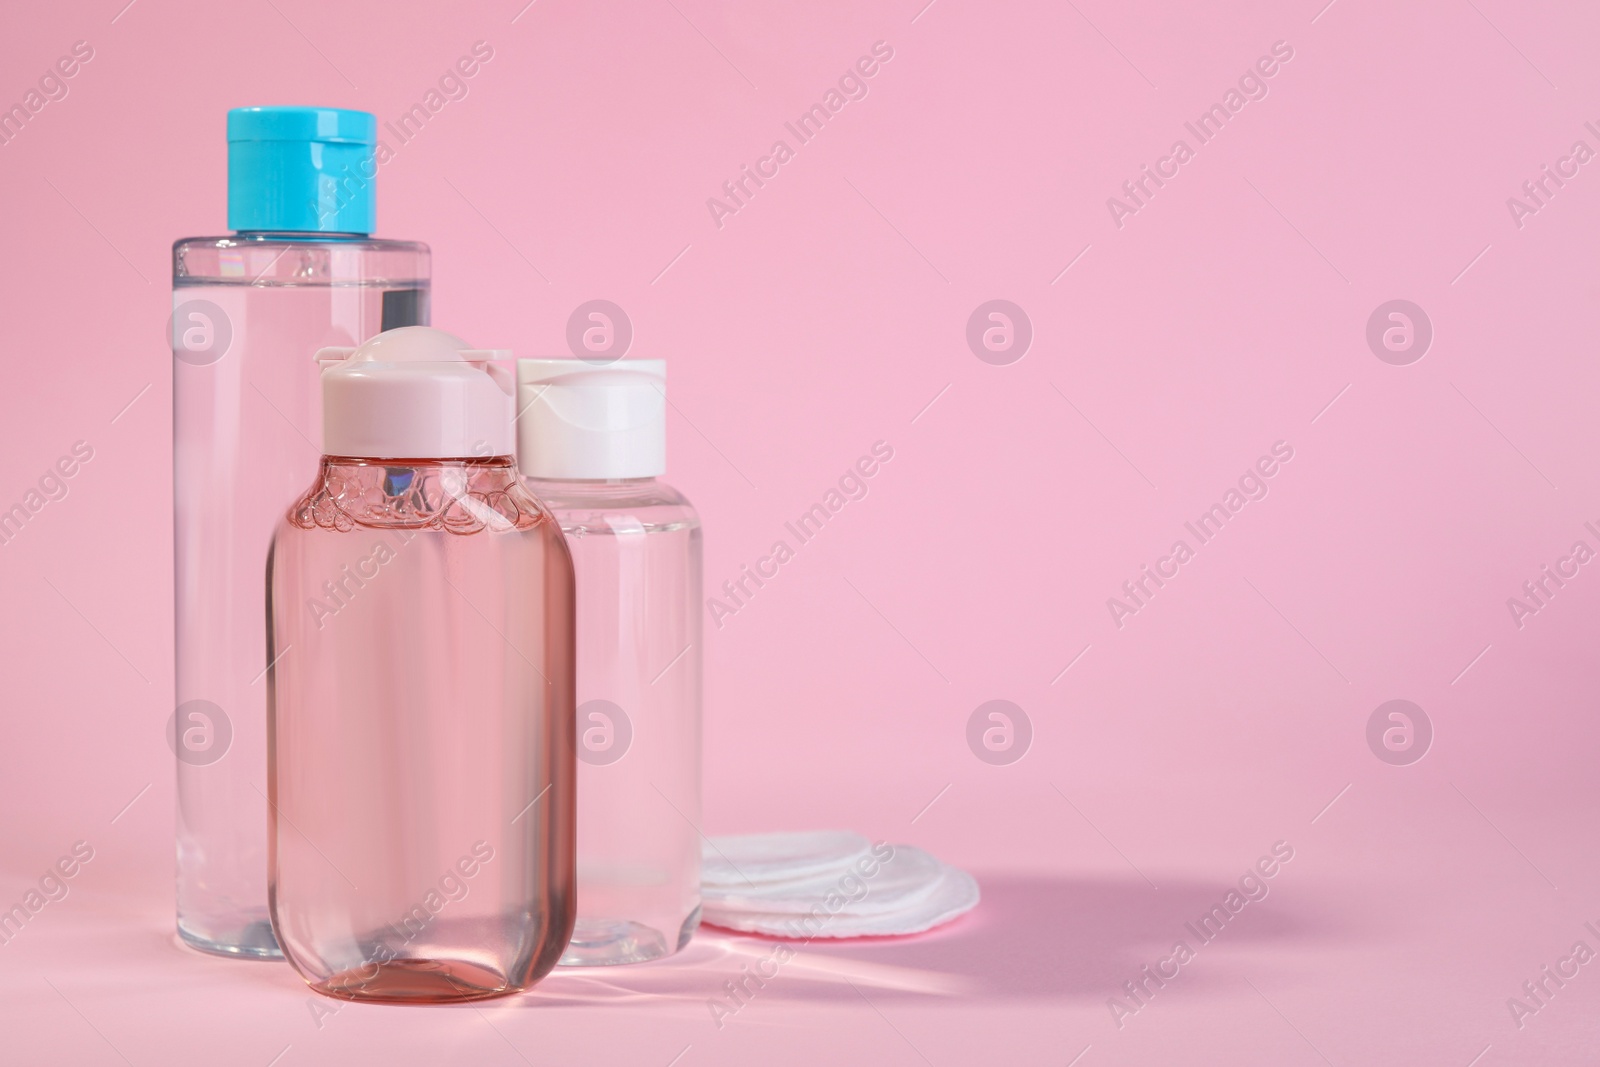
[518,360,703,966]
[267,328,575,1003]
[173,107,429,958]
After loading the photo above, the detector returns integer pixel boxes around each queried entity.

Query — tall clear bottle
[173,107,430,958]
[267,328,576,1002]
[518,359,703,966]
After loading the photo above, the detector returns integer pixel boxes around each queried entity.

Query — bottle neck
[324,455,518,474]
[525,475,659,486]
[232,230,371,241]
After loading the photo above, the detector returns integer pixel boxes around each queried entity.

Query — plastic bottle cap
[516,360,666,479]
[319,327,514,459]
[227,106,377,234]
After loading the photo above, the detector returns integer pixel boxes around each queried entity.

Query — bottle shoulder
[173,235,430,253]
[523,478,697,510]
[282,459,557,537]
[173,236,430,287]
[523,478,700,534]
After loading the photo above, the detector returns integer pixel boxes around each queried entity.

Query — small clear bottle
[267,328,575,1003]
[518,359,703,966]
[173,107,429,959]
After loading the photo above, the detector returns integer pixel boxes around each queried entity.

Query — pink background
[4,0,1600,1062]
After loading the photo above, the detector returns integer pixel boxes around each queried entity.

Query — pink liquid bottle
[266,327,575,1002]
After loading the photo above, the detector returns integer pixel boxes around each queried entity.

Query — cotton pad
[699,832,978,939]
[702,830,874,888]
[705,844,944,916]
[705,864,979,938]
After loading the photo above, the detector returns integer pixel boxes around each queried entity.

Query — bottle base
[312,958,520,1003]
[177,917,283,960]
[558,907,700,967]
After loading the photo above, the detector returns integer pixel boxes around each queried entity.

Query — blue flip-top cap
[227,107,377,234]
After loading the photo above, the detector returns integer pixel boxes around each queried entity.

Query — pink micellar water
[266,329,575,1003]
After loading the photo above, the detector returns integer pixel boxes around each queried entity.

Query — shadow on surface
[519,871,1338,1010]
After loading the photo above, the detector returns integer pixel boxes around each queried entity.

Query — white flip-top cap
[517,359,666,479]
[318,327,514,459]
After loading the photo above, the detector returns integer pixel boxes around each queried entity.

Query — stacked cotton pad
[700,831,979,938]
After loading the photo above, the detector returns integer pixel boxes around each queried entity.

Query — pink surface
[2,0,1599,1062]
